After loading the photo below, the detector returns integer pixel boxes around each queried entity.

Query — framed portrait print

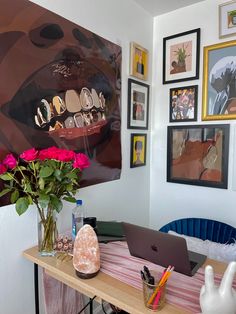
[219,1,236,38]
[163,28,200,84]
[167,124,229,189]
[130,42,148,81]
[202,40,236,120]
[130,133,147,168]
[169,85,198,122]
[127,79,149,129]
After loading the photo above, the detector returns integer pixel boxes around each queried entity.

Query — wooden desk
[23,246,227,314]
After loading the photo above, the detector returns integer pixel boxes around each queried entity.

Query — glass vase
[38,207,58,256]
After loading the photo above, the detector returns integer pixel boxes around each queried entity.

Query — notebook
[122,222,207,276]
[96,221,126,243]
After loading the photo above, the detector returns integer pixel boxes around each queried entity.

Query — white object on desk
[200,261,236,314]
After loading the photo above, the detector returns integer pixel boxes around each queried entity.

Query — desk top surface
[23,246,227,314]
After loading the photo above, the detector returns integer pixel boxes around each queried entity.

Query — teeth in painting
[40,99,51,122]
[83,112,92,125]
[64,116,75,128]
[65,89,82,113]
[37,107,47,124]
[74,112,84,128]
[91,88,100,108]
[99,92,106,109]
[52,96,66,115]
[80,87,93,110]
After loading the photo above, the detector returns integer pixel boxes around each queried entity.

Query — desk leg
[78,296,96,314]
[34,263,40,314]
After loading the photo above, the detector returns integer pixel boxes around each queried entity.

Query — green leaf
[0,188,12,198]
[10,189,19,203]
[63,196,76,203]
[38,193,50,208]
[16,197,29,215]
[50,195,63,213]
[66,172,78,180]
[0,173,12,181]
[28,195,33,205]
[54,169,62,181]
[39,166,54,178]
[24,181,32,193]
[39,177,45,190]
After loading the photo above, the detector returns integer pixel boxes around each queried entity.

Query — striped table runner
[99,241,236,313]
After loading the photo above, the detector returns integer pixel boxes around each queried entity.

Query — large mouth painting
[0,0,122,202]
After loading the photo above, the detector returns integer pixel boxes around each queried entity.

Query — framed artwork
[202,40,236,120]
[0,0,122,207]
[219,1,236,38]
[169,85,198,122]
[130,133,147,168]
[163,28,200,84]
[130,42,148,81]
[167,124,229,189]
[127,78,149,129]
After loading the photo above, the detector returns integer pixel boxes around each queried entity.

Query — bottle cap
[76,199,82,205]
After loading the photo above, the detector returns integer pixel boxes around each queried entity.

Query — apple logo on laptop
[151,244,158,252]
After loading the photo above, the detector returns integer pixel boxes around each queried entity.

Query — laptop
[122,222,206,277]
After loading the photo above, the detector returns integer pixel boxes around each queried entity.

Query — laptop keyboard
[190,260,198,270]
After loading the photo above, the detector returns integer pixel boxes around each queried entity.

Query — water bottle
[72,200,85,240]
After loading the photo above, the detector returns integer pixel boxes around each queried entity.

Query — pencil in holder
[142,272,166,311]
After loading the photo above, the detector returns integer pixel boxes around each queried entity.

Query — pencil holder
[142,272,166,311]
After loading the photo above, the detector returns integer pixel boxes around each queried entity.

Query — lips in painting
[2,49,112,137]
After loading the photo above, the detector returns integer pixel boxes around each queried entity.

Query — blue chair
[159,218,236,244]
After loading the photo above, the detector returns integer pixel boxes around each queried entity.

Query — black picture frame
[127,78,149,130]
[169,85,198,122]
[167,124,229,189]
[130,133,147,168]
[163,28,200,84]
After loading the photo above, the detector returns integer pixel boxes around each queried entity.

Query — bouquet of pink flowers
[0,146,89,254]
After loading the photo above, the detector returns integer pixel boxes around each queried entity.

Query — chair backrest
[159,218,236,244]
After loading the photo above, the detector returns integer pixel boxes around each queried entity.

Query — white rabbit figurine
[200,261,236,314]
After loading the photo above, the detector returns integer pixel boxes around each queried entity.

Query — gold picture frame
[202,40,236,120]
[130,42,148,81]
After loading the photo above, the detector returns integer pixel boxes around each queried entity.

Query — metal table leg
[34,263,40,314]
[78,295,96,314]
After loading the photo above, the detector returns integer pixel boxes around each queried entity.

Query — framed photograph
[130,133,147,168]
[167,124,229,189]
[163,28,200,84]
[169,85,198,122]
[130,42,148,81]
[127,78,149,129]
[219,1,236,38]
[202,40,236,120]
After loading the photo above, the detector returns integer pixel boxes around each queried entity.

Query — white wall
[0,1,153,313]
[150,0,236,231]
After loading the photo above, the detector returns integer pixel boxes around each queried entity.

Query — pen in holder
[142,272,166,311]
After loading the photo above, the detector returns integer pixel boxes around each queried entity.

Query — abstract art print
[170,85,198,122]
[163,29,200,84]
[0,0,122,205]
[202,40,236,120]
[167,124,229,189]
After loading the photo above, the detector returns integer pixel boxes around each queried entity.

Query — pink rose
[57,149,75,162]
[3,154,17,169]
[38,147,60,161]
[0,163,7,174]
[73,153,90,170]
[20,148,38,161]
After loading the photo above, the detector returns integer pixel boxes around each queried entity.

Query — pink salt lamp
[73,224,100,279]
